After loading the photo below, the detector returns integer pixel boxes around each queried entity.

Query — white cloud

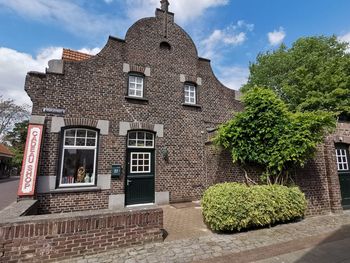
[267,27,286,46]
[200,20,254,59]
[0,0,230,39]
[217,66,249,90]
[338,32,350,53]
[123,0,229,24]
[0,0,123,37]
[0,47,100,106]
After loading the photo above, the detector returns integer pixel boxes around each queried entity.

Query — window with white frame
[130,152,151,173]
[184,84,196,104]
[59,128,98,187]
[336,148,349,171]
[128,75,144,98]
[127,131,154,148]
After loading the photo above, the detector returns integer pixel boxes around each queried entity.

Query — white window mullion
[336,148,349,171]
[128,75,144,98]
[184,84,196,104]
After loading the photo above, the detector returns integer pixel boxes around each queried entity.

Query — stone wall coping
[198,57,211,62]
[109,35,126,43]
[0,204,162,225]
[0,199,38,221]
[27,71,46,77]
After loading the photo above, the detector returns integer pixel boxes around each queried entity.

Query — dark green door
[125,131,155,206]
[336,145,350,209]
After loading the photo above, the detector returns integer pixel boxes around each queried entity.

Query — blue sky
[1,0,350,105]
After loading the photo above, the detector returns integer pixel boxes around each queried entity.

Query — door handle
[127,179,132,186]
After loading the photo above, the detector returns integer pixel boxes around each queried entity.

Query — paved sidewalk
[0,176,19,210]
[163,202,210,241]
[60,207,350,263]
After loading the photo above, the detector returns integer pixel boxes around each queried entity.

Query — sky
[1,0,350,106]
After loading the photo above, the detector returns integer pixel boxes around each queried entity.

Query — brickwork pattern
[295,144,332,216]
[0,207,163,262]
[36,190,110,214]
[24,6,349,215]
[25,9,241,210]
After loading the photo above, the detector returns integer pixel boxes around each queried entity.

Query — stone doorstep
[170,201,201,209]
[194,226,350,263]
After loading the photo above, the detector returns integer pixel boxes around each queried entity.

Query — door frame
[124,130,156,206]
[335,143,350,209]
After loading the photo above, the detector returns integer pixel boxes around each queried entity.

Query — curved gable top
[124,9,199,61]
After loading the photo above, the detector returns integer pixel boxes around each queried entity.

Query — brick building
[0,144,14,178]
[22,2,349,215]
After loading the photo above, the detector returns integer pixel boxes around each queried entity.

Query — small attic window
[160,41,171,51]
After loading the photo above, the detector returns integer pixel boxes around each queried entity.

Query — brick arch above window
[123,63,151,77]
[119,121,164,138]
[65,118,98,128]
[334,136,350,145]
[50,117,109,135]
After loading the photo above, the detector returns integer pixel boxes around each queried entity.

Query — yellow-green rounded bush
[201,183,307,231]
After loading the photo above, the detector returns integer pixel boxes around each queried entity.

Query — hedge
[201,183,307,231]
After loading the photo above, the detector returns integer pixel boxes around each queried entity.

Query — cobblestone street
[60,206,350,263]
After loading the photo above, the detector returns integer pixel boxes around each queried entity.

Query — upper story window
[184,84,196,104]
[127,131,154,148]
[59,128,98,187]
[128,74,144,98]
[336,146,349,172]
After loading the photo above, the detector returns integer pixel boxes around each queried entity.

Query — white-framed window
[128,75,144,98]
[130,152,151,173]
[59,128,98,187]
[184,84,196,104]
[127,131,154,148]
[336,148,349,171]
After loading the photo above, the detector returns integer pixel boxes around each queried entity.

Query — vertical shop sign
[17,124,43,196]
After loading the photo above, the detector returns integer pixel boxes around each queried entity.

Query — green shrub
[201,183,307,231]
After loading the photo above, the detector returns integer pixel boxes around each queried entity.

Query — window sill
[182,103,202,109]
[125,96,149,102]
[51,186,101,193]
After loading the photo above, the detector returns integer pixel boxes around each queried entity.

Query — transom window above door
[127,131,154,148]
[128,75,144,98]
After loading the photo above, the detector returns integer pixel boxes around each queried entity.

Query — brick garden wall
[0,207,163,262]
[205,122,350,216]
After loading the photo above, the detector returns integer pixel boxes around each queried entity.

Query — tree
[242,36,350,115]
[4,120,28,168]
[214,87,336,185]
[0,96,29,141]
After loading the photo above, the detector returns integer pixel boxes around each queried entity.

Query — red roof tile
[62,48,93,62]
[0,144,14,157]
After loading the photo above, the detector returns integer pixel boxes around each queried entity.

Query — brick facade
[25,8,242,213]
[0,207,163,262]
[23,6,347,215]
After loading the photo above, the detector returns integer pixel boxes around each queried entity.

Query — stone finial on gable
[160,0,170,12]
